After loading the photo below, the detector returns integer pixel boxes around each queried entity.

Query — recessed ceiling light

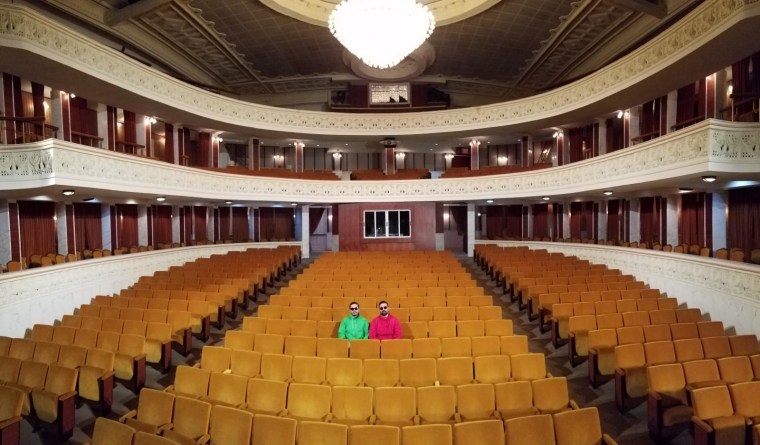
[542,196,551,201]
[291,203,298,206]
[486,199,493,203]
[225,201,233,205]
[603,191,613,196]
[702,175,717,183]
[62,190,75,196]
[156,196,166,202]
[678,188,693,193]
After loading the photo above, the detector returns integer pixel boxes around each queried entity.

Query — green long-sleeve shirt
[338,314,369,340]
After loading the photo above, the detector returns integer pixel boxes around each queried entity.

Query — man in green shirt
[338,301,369,340]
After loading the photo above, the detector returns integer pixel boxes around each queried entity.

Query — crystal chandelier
[329,0,436,69]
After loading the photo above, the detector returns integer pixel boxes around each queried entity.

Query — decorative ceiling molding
[260,0,502,27]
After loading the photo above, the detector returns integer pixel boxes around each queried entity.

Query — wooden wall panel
[338,202,436,251]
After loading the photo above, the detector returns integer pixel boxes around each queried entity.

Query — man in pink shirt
[369,300,402,340]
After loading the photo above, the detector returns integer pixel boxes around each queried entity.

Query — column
[666,195,679,247]
[300,205,310,258]
[598,202,607,242]
[56,202,67,255]
[207,206,215,243]
[0,201,11,264]
[563,204,570,241]
[666,91,678,136]
[101,205,112,252]
[97,104,111,150]
[170,123,180,164]
[466,203,476,256]
[629,199,641,243]
[622,109,631,149]
[712,191,727,250]
[596,119,607,156]
[435,203,444,251]
[469,139,480,170]
[137,205,148,246]
[250,138,260,170]
[212,135,220,168]
[629,107,640,144]
[136,116,148,157]
[171,205,180,244]
[553,131,564,166]
[294,141,304,173]
[50,90,72,142]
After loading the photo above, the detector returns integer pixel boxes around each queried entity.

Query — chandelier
[329,0,436,69]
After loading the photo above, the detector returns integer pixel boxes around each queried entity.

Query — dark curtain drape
[74,203,102,251]
[680,192,711,246]
[569,202,593,239]
[607,200,621,242]
[309,207,326,234]
[486,206,505,239]
[568,125,592,163]
[505,205,523,239]
[194,207,208,242]
[676,80,706,125]
[218,207,231,241]
[123,110,136,144]
[450,206,467,235]
[532,204,549,240]
[152,205,172,245]
[199,132,211,168]
[164,123,174,164]
[639,98,661,138]
[232,207,249,242]
[18,201,56,261]
[728,186,760,260]
[115,204,138,248]
[640,197,655,244]
[732,52,760,95]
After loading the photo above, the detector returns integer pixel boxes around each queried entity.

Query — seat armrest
[59,390,78,402]
[119,409,138,423]
[0,416,22,429]
[157,422,173,433]
[195,434,210,445]
[602,433,619,445]
[569,399,579,410]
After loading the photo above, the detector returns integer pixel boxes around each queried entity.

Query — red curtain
[164,123,174,164]
[569,202,593,239]
[532,204,549,240]
[259,208,295,241]
[152,205,172,245]
[450,206,467,236]
[728,186,760,259]
[606,200,621,242]
[640,197,655,244]
[115,204,138,248]
[505,205,523,239]
[568,125,592,163]
[232,207,249,242]
[486,206,505,239]
[194,207,208,242]
[18,201,57,261]
[218,207,231,241]
[199,132,211,168]
[73,203,102,251]
[680,193,711,246]
[676,80,706,125]
[123,110,136,143]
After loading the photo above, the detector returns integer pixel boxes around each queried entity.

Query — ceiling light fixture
[542,196,551,201]
[679,188,693,193]
[62,190,75,196]
[702,175,717,183]
[225,201,233,205]
[329,0,435,69]
[486,199,494,204]
[603,191,613,196]
[156,196,166,202]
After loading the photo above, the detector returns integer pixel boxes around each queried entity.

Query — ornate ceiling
[36,0,701,107]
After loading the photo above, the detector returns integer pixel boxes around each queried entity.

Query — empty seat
[553,407,616,445]
[199,346,231,373]
[168,365,210,399]
[399,358,437,388]
[363,359,399,388]
[500,335,529,356]
[646,363,692,442]
[453,420,502,445]
[349,425,400,445]
[209,405,252,445]
[298,421,348,445]
[163,396,212,445]
[374,387,418,426]
[317,338,349,358]
[284,336,318,357]
[691,385,748,445]
[230,350,262,378]
[326,358,363,386]
[717,356,754,384]
[349,339,381,360]
[474,355,511,384]
[245,378,287,415]
[403,424,452,445]
[331,386,374,425]
[614,343,647,412]
[382,339,413,360]
[457,383,500,421]
[702,336,733,359]
[504,414,556,445]
[437,357,474,386]
[532,377,574,414]
[417,385,457,424]
[511,353,547,381]
[673,338,705,363]
[91,417,136,445]
[412,338,441,359]
[441,337,471,358]
[119,388,174,434]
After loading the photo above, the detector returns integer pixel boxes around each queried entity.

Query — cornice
[0,1,759,137]
[1,120,758,203]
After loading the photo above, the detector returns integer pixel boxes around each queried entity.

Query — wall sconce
[273,154,284,160]
[69,93,76,99]
[332,152,342,160]
[396,152,406,159]
[444,153,454,161]
[497,156,508,165]
[617,110,624,119]
[624,110,630,118]
[216,137,223,143]
[552,132,559,139]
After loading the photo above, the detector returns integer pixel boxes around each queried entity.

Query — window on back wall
[364,210,411,238]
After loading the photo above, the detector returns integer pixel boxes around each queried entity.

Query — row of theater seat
[256,303,502,321]
[93,404,617,445]
[522,280,646,311]
[84,297,219,334]
[279,286,484,298]
[166,368,568,421]
[72,306,197,353]
[269,294,493,308]
[614,338,760,412]
[648,364,760,442]
[535,288,663,325]
[223,332,528,359]
[121,285,241,317]
[287,280,478,290]
[296,271,473,281]
[0,361,78,438]
[256,304,503,323]
[240,318,513,340]
[194,348,541,386]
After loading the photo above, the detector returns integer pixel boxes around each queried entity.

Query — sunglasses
[379,306,389,310]
[350,307,359,310]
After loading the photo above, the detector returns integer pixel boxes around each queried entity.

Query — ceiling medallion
[329,0,436,69]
